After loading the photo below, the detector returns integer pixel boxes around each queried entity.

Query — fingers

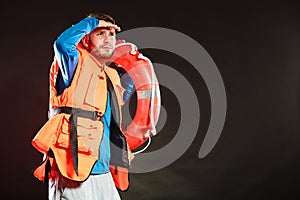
[98,20,121,32]
[110,24,121,32]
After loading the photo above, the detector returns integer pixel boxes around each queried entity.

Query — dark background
[0,0,299,199]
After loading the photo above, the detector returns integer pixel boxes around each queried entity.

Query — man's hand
[98,20,121,32]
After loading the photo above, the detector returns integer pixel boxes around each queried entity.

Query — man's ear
[81,35,90,48]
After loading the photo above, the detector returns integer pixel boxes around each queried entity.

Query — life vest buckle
[96,111,103,121]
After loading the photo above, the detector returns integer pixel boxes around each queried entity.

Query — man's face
[88,27,117,59]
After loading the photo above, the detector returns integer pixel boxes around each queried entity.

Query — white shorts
[48,169,121,200]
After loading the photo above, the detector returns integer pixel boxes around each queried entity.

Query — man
[31,13,160,200]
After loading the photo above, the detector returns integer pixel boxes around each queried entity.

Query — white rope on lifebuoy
[132,136,151,155]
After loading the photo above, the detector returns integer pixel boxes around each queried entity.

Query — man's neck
[89,54,108,72]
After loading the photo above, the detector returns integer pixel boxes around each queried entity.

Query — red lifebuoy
[110,40,161,151]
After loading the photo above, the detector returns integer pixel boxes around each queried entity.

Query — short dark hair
[87,13,116,24]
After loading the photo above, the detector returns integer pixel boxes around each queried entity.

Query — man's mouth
[102,45,112,50]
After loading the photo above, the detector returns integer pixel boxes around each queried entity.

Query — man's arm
[53,17,99,88]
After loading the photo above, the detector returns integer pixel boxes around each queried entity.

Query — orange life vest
[32,44,130,183]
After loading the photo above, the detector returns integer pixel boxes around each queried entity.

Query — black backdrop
[0,1,299,199]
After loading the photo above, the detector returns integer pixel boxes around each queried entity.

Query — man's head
[81,13,120,60]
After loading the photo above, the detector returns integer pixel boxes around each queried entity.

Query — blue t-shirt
[91,91,111,174]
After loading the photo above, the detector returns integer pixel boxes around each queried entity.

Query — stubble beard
[92,48,114,60]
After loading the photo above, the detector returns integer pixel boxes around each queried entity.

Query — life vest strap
[58,107,103,175]
[59,107,103,121]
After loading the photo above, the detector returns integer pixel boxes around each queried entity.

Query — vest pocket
[55,115,103,157]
